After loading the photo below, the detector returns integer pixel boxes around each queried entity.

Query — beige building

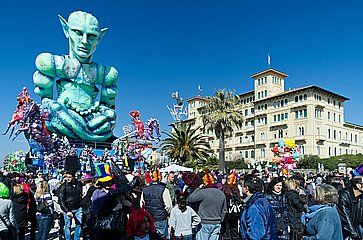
[185,68,363,165]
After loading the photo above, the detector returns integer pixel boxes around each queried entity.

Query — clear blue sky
[1,0,363,162]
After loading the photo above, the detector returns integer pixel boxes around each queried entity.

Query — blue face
[68,20,100,62]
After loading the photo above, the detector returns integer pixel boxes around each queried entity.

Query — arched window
[245,151,249,158]
[303,94,307,100]
[251,150,255,159]
[295,96,298,102]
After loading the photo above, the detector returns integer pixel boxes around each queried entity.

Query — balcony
[339,139,351,146]
[295,135,306,141]
[255,140,267,147]
[316,135,326,141]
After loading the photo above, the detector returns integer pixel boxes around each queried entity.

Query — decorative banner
[271,138,300,174]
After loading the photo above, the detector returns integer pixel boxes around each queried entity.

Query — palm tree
[160,123,213,164]
[203,89,244,170]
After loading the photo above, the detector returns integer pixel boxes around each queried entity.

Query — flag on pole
[267,54,271,67]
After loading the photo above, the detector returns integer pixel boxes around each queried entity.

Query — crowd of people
[0,164,362,240]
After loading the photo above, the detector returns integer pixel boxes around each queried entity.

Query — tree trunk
[219,132,226,171]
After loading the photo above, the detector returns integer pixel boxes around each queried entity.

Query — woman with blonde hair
[302,184,343,239]
[35,181,53,240]
[285,178,306,240]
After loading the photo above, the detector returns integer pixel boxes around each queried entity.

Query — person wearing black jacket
[337,176,363,240]
[11,184,28,240]
[58,172,83,240]
[285,178,306,240]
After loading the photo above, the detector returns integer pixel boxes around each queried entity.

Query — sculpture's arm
[33,53,80,99]
[33,53,56,99]
[100,66,118,108]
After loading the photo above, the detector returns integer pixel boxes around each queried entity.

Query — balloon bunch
[271,138,300,174]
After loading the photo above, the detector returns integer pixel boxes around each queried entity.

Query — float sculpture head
[59,11,107,63]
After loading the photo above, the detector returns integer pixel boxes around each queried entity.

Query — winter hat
[81,173,94,182]
[0,182,10,199]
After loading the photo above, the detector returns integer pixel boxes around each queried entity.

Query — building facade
[185,68,363,165]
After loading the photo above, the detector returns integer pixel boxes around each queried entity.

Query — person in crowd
[34,171,45,186]
[240,175,277,240]
[0,171,13,195]
[58,172,83,240]
[91,170,118,239]
[11,184,28,240]
[0,182,18,240]
[181,172,201,212]
[166,171,176,205]
[23,177,37,240]
[337,174,363,240]
[220,171,243,239]
[80,173,96,235]
[187,171,227,240]
[169,193,201,240]
[302,184,343,240]
[285,178,306,240]
[265,176,289,239]
[140,168,172,239]
[123,209,162,240]
[35,181,54,240]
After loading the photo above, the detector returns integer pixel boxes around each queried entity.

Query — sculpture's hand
[100,66,118,107]
[33,71,54,99]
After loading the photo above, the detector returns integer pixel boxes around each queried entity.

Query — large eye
[72,29,82,36]
[88,34,97,40]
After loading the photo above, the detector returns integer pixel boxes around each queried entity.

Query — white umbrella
[159,163,193,172]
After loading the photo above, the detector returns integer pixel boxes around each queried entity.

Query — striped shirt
[35,192,53,216]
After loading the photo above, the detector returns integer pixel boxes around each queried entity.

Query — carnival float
[3,11,160,175]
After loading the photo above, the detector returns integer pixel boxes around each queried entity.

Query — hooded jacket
[240,192,278,240]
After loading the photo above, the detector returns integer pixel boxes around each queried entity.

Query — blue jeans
[63,208,82,240]
[37,214,52,240]
[196,223,221,240]
[155,219,168,239]
[177,235,192,240]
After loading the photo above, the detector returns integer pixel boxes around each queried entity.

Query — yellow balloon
[285,138,296,148]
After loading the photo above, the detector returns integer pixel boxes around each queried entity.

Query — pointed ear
[58,14,69,38]
[98,28,108,43]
